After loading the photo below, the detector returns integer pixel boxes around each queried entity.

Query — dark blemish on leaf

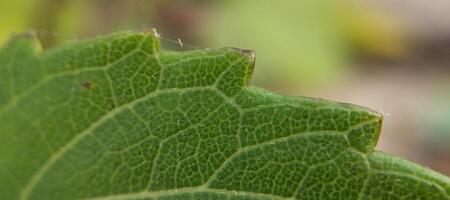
[230,47,254,56]
[230,47,256,64]
[81,81,93,90]
[239,49,254,55]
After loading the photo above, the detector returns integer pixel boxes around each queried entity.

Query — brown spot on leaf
[81,81,93,90]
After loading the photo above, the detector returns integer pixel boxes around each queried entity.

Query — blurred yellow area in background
[338,2,407,58]
[0,0,35,43]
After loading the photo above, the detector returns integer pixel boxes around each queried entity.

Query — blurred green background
[1,0,449,175]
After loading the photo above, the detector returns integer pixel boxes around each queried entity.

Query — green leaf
[0,32,449,200]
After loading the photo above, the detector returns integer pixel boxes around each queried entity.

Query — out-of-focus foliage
[0,0,36,43]
[0,0,405,88]
[426,84,450,150]
[53,0,84,43]
[206,0,405,87]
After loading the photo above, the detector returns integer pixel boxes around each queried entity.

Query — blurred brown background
[1,0,449,175]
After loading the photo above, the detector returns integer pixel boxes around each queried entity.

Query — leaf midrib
[82,186,288,200]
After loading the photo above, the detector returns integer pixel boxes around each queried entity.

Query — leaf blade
[0,32,448,200]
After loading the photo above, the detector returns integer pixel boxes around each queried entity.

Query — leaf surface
[0,32,449,200]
